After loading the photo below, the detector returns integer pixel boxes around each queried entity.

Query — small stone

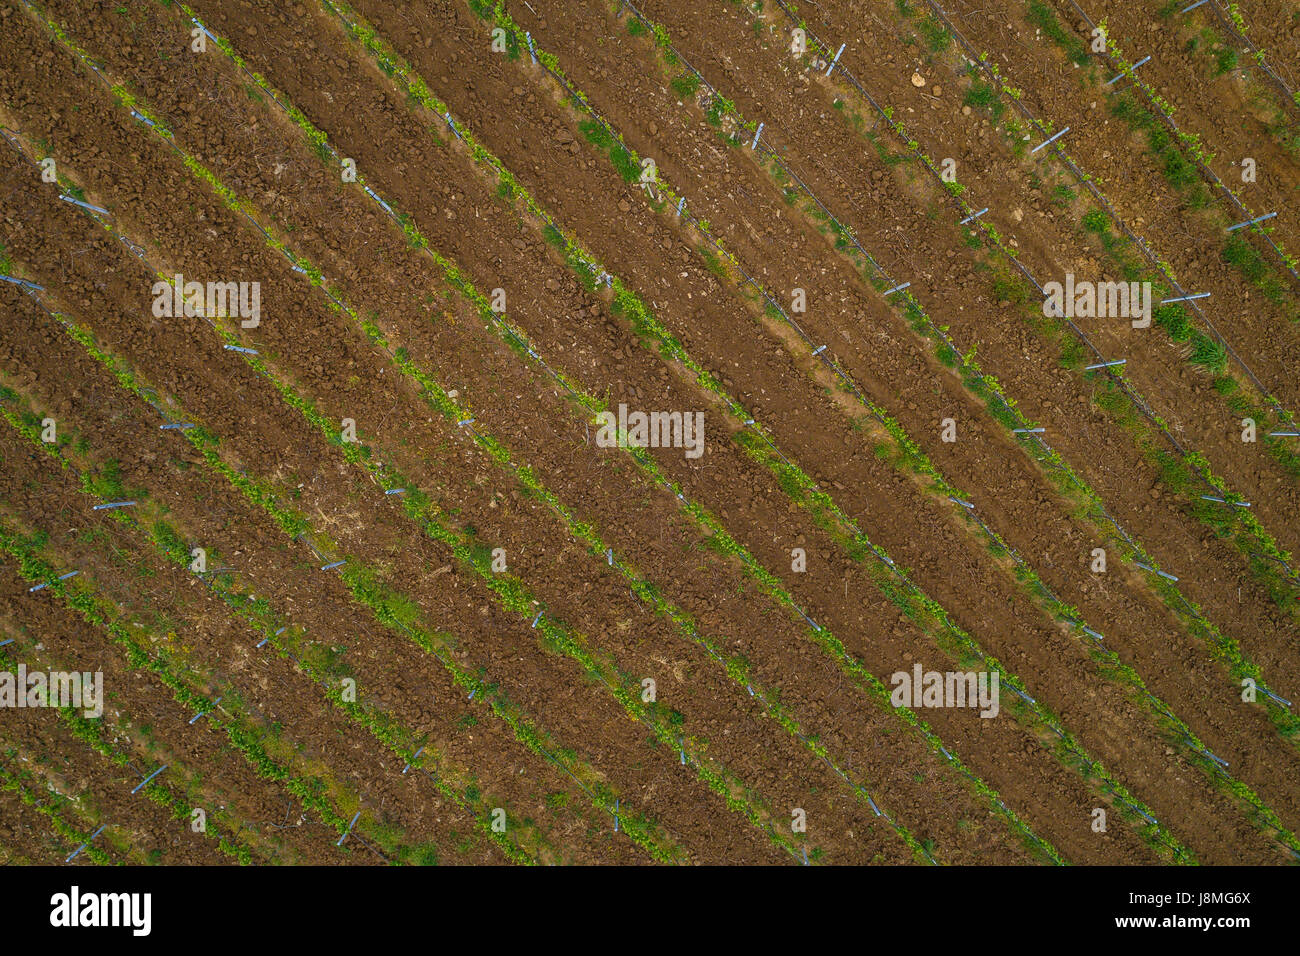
[911,72,926,87]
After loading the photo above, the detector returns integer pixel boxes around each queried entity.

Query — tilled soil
[1084,0,1300,256]
[0,13,859,865]
[611,0,1300,699]
[168,0,1200,862]
[592,0,1300,827]
[0,393,484,865]
[0,555,338,866]
[1232,1,1300,92]
[2,0,1296,864]
[0,262,643,867]
[55,0,1034,858]
[450,0,1294,860]
[0,780,87,864]
[0,701,233,866]
[896,0,1300,457]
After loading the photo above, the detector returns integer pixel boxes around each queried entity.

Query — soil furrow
[1229,1,1300,95]
[5,0,1296,866]
[557,0,1300,800]
[0,748,122,864]
[185,0,1300,858]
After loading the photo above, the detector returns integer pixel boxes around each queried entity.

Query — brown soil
[171,0,1194,862]
[1232,1,1300,92]
[2,0,1296,864]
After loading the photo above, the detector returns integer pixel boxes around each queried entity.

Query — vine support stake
[1200,495,1250,508]
[958,207,988,225]
[402,746,425,774]
[131,764,168,795]
[0,274,43,291]
[336,811,361,846]
[1031,126,1070,154]
[190,17,219,45]
[29,570,78,593]
[1085,359,1127,370]
[1134,561,1179,582]
[59,195,110,215]
[751,122,764,150]
[825,43,845,76]
[363,185,397,220]
[188,697,222,725]
[1160,292,1210,304]
[65,824,106,863]
[1226,212,1277,232]
[1106,56,1150,86]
